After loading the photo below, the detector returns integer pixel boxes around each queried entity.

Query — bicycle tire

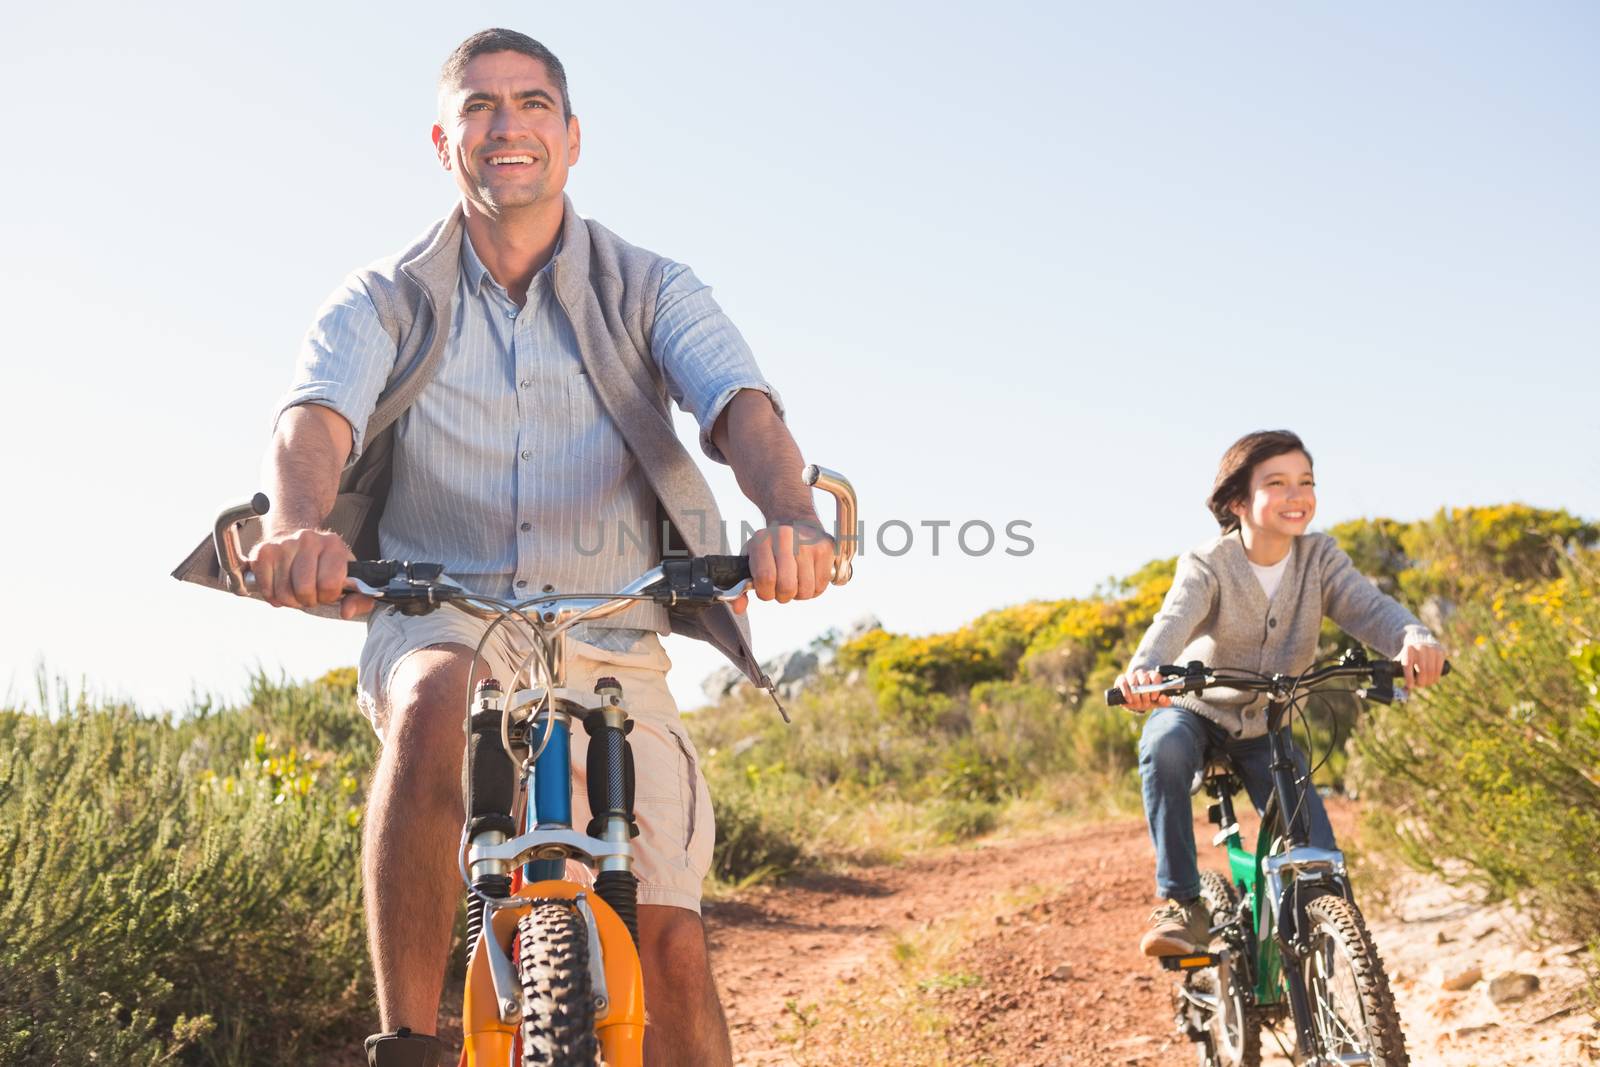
[1299,894,1409,1067]
[517,900,599,1066]
[1193,870,1262,1067]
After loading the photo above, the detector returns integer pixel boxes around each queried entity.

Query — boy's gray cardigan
[1128,530,1438,738]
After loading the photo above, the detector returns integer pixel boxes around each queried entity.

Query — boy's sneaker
[1139,898,1212,957]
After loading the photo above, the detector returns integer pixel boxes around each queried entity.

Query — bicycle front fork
[584,676,641,947]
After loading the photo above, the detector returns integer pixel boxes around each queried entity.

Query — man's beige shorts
[357,607,715,914]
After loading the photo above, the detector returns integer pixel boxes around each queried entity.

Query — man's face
[432,51,580,214]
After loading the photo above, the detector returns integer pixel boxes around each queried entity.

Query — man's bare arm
[250,404,372,617]
[263,404,351,534]
[711,389,832,610]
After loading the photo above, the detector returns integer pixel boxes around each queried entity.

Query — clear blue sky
[2,2,1595,714]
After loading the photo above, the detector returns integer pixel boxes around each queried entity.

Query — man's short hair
[439,28,572,121]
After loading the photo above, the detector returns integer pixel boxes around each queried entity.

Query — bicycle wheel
[1299,895,1408,1067]
[517,899,599,1066]
[1193,870,1261,1067]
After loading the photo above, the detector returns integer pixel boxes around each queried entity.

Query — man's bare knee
[380,646,478,801]
[639,907,711,983]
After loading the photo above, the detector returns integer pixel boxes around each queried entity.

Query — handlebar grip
[702,555,751,588]
[1105,687,1127,707]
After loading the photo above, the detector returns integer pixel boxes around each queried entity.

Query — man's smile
[483,153,538,167]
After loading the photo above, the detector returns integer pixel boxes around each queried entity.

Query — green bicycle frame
[1218,813,1284,1004]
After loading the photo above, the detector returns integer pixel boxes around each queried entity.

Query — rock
[701,665,744,702]
[1563,1031,1600,1062]
[1487,971,1540,1006]
[1440,964,1483,991]
[844,613,883,641]
[1044,964,1072,981]
[762,648,819,698]
[1450,1022,1500,1039]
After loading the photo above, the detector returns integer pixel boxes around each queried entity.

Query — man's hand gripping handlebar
[210,463,859,617]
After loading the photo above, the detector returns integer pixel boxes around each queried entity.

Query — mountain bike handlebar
[1104,651,1451,707]
[211,460,856,617]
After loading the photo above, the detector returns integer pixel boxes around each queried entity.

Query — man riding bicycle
[177,28,832,1066]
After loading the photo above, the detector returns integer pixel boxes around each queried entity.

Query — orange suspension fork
[460,880,645,1067]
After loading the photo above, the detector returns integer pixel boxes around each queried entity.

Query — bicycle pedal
[1159,952,1221,971]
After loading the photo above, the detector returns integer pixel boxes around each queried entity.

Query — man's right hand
[248,528,374,619]
[1113,668,1172,713]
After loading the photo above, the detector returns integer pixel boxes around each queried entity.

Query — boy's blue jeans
[1139,704,1337,901]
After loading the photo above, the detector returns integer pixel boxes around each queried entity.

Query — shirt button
[515,580,527,589]
[506,309,516,320]
[1268,617,1277,629]
[542,583,555,593]
[520,522,532,532]
[519,379,531,389]
[520,449,531,460]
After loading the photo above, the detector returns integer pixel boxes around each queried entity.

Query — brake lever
[714,578,753,602]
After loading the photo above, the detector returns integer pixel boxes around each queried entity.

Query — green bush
[0,679,376,1066]
[1397,504,1598,605]
[1351,554,1600,944]
[929,798,999,843]
[707,781,807,884]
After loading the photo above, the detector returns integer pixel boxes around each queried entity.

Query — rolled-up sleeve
[651,262,784,464]
[275,276,397,463]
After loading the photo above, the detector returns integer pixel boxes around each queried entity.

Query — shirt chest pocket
[565,371,630,474]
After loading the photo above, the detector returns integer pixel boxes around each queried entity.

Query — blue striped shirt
[279,229,780,637]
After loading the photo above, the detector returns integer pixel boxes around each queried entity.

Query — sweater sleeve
[1129,552,1218,672]
[1319,540,1439,656]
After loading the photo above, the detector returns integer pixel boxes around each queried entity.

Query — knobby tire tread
[1195,870,1262,1067]
[517,900,599,1067]
[1302,894,1409,1067]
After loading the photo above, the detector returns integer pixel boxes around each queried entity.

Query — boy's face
[1231,449,1316,540]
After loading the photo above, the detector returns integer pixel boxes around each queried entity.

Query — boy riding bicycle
[1113,429,1446,957]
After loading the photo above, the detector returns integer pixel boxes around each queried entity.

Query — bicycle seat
[1190,756,1238,796]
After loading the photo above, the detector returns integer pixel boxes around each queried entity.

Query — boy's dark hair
[439,29,572,121]
[1207,430,1313,532]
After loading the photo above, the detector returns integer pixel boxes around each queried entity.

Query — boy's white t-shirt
[1249,546,1292,601]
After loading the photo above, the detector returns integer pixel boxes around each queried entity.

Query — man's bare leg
[363,646,475,1033]
[639,904,732,1066]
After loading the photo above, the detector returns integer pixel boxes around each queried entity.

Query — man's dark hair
[1207,430,1313,532]
[439,28,572,121]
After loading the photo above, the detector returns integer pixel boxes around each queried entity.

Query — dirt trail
[707,816,1178,1066]
[706,801,1598,1066]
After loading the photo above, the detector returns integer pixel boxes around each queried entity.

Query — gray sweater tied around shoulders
[1128,530,1438,738]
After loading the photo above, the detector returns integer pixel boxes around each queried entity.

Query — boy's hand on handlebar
[248,528,374,620]
[734,519,835,616]
[1115,668,1172,713]
[1399,640,1447,688]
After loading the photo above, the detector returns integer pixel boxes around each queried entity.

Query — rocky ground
[705,800,1599,1066]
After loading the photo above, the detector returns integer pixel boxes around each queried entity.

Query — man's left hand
[733,520,835,615]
